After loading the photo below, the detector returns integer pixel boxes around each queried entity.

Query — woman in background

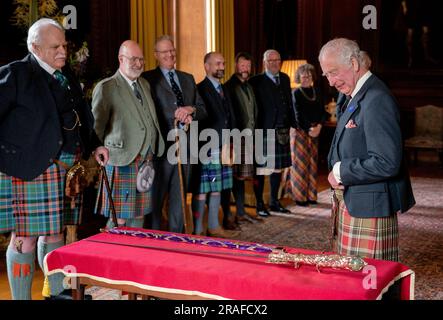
[285,63,329,206]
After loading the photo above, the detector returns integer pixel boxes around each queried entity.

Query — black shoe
[45,289,92,300]
[308,200,318,205]
[295,200,309,207]
[269,203,291,213]
[256,205,271,217]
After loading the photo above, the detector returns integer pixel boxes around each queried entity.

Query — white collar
[119,69,138,88]
[350,71,372,100]
[32,53,57,75]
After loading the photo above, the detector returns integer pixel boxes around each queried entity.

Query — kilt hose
[95,155,152,220]
[285,128,318,202]
[255,129,291,172]
[331,190,399,261]
[196,149,233,194]
[0,152,81,237]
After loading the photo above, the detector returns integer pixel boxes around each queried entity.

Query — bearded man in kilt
[92,40,164,230]
[0,18,109,300]
[192,52,239,239]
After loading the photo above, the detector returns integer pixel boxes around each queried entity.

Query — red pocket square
[345,119,357,129]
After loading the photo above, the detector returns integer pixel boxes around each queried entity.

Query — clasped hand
[175,106,194,124]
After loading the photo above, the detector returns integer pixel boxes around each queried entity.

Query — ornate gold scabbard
[267,250,367,272]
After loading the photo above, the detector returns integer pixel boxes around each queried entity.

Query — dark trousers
[253,172,282,207]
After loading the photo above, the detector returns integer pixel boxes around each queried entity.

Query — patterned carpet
[232,176,443,300]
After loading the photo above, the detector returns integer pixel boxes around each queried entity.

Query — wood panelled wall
[88,0,130,78]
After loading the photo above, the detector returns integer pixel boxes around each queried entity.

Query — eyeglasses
[266,59,281,63]
[121,55,145,64]
[155,49,176,55]
[322,63,353,79]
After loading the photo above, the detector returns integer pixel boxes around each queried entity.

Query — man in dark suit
[319,38,415,261]
[249,49,295,217]
[192,52,238,238]
[0,18,108,299]
[142,35,206,233]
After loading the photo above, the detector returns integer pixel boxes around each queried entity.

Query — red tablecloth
[44,228,414,300]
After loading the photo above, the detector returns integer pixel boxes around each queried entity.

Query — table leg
[72,277,85,300]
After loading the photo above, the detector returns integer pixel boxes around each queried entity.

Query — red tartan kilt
[333,190,399,261]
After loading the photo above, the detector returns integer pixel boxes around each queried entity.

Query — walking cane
[100,163,118,228]
[174,120,193,234]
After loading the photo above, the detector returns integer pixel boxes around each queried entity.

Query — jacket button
[0,145,4,149]
[49,158,53,163]
[12,150,16,154]
[58,141,63,145]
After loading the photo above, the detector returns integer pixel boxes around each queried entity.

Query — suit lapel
[115,71,147,123]
[155,67,176,97]
[333,76,374,146]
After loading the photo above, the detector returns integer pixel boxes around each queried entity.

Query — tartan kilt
[255,129,291,170]
[332,190,399,261]
[233,139,254,179]
[195,150,233,194]
[95,155,152,219]
[0,152,81,237]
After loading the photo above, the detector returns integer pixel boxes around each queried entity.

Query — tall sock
[192,198,206,235]
[221,189,232,224]
[125,217,144,228]
[233,179,246,217]
[253,175,265,206]
[106,218,125,229]
[37,239,65,296]
[6,247,35,300]
[270,173,282,205]
[208,193,221,230]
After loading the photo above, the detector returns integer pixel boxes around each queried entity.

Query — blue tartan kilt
[195,149,233,194]
[255,129,291,170]
[95,155,152,219]
[0,152,81,237]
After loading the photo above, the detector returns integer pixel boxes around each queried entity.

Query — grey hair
[359,50,372,69]
[295,63,317,84]
[27,18,64,53]
[318,38,361,66]
[263,49,280,62]
[154,35,174,51]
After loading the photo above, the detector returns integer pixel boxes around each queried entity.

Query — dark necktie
[241,83,250,100]
[341,95,351,113]
[217,84,224,98]
[132,82,143,105]
[168,71,184,107]
[274,75,280,86]
[54,70,69,89]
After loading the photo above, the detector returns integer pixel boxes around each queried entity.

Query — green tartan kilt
[0,152,81,237]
